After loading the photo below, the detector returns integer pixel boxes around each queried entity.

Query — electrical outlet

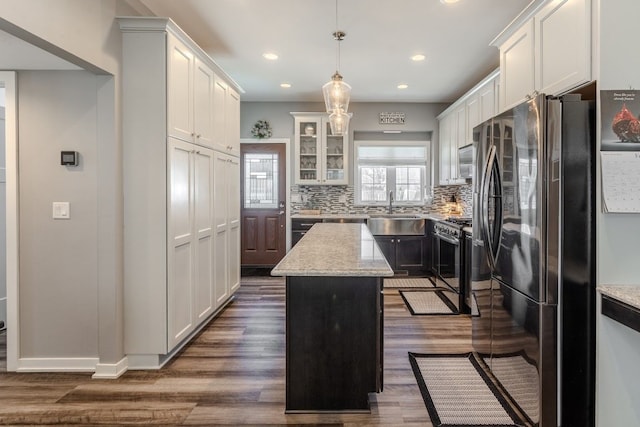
[291,194,301,203]
[338,194,347,203]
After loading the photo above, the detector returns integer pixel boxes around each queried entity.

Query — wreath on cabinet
[251,120,273,139]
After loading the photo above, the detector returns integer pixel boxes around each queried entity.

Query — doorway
[0,71,16,372]
[240,142,287,268]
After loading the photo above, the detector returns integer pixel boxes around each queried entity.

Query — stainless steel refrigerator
[471,93,596,427]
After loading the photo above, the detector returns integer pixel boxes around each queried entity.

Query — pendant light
[322,33,351,113]
[322,0,351,135]
[328,109,350,135]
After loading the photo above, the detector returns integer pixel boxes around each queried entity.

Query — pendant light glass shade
[322,72,351,113]
[328,109,350,136]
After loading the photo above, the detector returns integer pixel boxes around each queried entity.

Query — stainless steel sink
[367,216,425,235]
[368,213,423,219]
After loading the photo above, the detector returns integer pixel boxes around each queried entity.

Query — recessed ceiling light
[411,54,426,62]
[397,84,409,89]
[262,52,278,60]
[280,83,291,88]
[440,0,460,3]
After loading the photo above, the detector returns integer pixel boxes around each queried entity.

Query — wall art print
[601,90,640,151]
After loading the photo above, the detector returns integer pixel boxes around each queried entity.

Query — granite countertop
[599,285,640,311]
[291,212,446,220]
[291,213,369,219]
[271,223,394,277]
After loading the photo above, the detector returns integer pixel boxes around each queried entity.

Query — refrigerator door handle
[491,149,504,265]
[479,145,495,268]
[480,145,503,269]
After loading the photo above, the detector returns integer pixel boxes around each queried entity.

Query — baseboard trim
[92,356,129,379]
[126,295,236,370]
[17,357,100,372]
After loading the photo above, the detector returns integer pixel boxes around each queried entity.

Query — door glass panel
[244,153,278,209]
[299,121,318,181]
[325,122,344,181]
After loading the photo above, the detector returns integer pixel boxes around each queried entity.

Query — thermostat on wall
[61,151,79,166]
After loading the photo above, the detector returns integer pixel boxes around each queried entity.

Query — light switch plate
[52,202,70,219]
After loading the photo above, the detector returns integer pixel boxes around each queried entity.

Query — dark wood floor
[0,276,473,425]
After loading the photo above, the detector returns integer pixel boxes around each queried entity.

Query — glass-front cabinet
[292,113,348,185]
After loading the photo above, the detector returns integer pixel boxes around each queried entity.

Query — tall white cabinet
[119,17,241,368]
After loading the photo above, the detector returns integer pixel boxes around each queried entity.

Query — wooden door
[241,143,286,267]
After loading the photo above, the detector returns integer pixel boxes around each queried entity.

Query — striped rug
[399,290,458,315]
[383,277,436,288]
[409,352,524,427]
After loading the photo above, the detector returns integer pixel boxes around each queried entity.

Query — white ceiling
[138,0,531,103]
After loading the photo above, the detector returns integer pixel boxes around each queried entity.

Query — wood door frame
[240,138,291,251]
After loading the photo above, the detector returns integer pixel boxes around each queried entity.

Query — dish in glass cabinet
[336,158,343,168]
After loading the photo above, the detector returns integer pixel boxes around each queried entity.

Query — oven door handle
[435,232,460,246]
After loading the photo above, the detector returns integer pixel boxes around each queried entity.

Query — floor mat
[408,352,524,427]
[399,290,458,315]
[383,277,436,288]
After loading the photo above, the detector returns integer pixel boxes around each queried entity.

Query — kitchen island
[271,223,393,413]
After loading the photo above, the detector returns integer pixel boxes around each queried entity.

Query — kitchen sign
[379,112,405,125]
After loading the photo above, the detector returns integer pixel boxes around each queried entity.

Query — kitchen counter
[272,222,388,412]
[291,213,369,220]
[272,223,393,277]
[599,285,640,310]
[599,285,640,334]
[291,212,446,220]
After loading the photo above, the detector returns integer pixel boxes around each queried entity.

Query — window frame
[354,140,432,207]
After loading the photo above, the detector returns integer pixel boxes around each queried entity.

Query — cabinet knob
[196,134,201,138]
[191,132,195,137]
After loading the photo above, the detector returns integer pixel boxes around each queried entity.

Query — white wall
[0,0,130,370]
[241,101,449,184]
[18,71,99,358]
[596,0,640,424]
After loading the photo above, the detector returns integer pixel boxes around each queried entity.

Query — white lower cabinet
[214,152,240,305]
[167,139,216,350]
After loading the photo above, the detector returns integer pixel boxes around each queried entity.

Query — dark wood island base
[285,276,383,413]
[271,223,393,413]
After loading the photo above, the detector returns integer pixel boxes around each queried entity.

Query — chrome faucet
[388,190,394,214]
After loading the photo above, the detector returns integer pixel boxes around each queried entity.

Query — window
[244,153,279,209]
[355,140,431,206]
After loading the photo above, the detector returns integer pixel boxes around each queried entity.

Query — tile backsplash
[291,184,472,217]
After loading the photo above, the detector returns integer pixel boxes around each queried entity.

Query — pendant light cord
[335,0,340,73]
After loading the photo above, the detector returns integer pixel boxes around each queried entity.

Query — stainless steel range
[432,217,472,313]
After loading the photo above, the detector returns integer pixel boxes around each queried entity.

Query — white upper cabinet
[496,0,591,112]
[167,34,195,142]
[225,87,241,155]
[193,58,215,147]
[438,113,454,186]
[437,70,499,186]
[292,113,349,185]
[535,0,591,96]
[168,34,218,149]
[213,76,240,156]
[499,20,535,112]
